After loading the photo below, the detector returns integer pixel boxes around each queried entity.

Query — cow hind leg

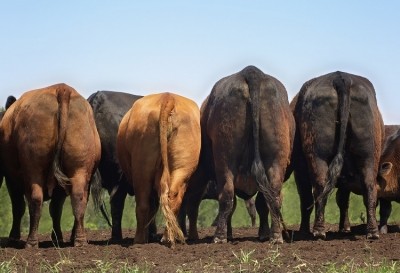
[50,187,67,245]
[6,180,25,244]
[69,175,90,247]
[294,172,313,234]
[362,169,379,239]
[186,188,206,241]
[213,171,235,243]
[255,191,269,242]
[379,199,392,234]
[265,166,284,244]
[134,182,153,244]
[25,183,44,248]
[336,186,351,233]
[245,198,257,227]
[148,191,159,242]
[311,160,329,240]
[109,186,128,242]
[226,196,237,240]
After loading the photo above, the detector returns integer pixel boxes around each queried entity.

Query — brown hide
[117,92,200,246]
[0,83,101,247]
[377,125,400,199]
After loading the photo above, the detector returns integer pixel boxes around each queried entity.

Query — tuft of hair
[316,153,344,203]
[159,94,185,246]
[53,154,70,188]
[91,169,112,227]
[251,159,287,236]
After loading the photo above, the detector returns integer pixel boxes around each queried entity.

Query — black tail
[245,66,284,231]
[317,73,351,202]
[90,169,112,227]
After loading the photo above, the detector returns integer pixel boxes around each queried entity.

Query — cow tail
[53,86,71,187]
[159,94,185,245]
[90,169,112,227]
[246,69,283,231]
[318,73,351,202]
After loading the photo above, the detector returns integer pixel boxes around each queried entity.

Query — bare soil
[1,224,400,272]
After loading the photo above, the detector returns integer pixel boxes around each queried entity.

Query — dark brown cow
[117,92,201,246]
[185,66,295,244]
[0,84,101,248]
[376,126,400,233]
[336,125,400,234]
[292,71,384,239]
[0,96,15,188]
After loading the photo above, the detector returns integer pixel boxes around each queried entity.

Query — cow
[184,65,295,244]
[336,125,400,234]
[87,91,143,241]
[0,96,15,188]
[291,71,384,240]
[178,178,257,236]
[0,84,101,248]
[117,92,201,246]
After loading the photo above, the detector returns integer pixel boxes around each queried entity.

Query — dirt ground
[1,224,400,272]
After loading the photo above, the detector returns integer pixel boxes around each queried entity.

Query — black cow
[185,65,295,244]
[0,96,17,192]
[291,71,384,239]
[87,91,142,241]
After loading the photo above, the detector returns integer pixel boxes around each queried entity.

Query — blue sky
[1,1,399,123]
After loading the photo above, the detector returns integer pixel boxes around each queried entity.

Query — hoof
[258,227,270,242]
[6,237,24,248]
[213,237,227,244]
[270,234,283,245]
[366,232,379,240]
[187,234,199,241]
[339,227,351,233]
[25,240,39,248]
[73,238,88,247]
[51,235,64,246]
[379,225,388,234]
[149,233,162,243]
[259,235,268,242]
[312,230,326,240]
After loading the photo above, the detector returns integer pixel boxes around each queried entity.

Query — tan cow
[117,92,201,246]
[0,83,101,248]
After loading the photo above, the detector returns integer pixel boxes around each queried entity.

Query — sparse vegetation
[0,245,398,273]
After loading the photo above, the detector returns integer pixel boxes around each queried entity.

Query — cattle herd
[0,65,399,249]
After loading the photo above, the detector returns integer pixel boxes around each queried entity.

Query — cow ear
[380,162,393,176]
